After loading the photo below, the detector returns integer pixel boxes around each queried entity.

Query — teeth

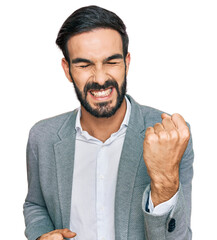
[91,88,112,97]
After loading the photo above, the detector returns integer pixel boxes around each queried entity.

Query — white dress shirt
[69,97,177,240]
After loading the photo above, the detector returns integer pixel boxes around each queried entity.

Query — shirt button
[100,207,104,212]
[99,174,104,180]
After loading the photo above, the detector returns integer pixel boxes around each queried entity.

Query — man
[23,5,194,240]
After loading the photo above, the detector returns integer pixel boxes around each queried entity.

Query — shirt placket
[96,144,107,240]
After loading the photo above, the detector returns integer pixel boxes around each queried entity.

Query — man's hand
[37,228,76,240]
[143,113,190,207]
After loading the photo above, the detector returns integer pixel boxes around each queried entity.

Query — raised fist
[143,113,190,206]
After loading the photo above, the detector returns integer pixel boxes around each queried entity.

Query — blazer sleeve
[142,127,194,240]
[23,129,55,240]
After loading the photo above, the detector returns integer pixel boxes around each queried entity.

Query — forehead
[67,28,123,60]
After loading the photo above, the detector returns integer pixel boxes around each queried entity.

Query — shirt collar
[75,96,131,133]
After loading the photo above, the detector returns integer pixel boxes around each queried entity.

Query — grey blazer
[23,95,194,240]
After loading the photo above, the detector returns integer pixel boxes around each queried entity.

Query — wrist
[150,178,179,207]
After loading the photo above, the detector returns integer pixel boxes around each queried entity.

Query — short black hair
[56,5,129,63]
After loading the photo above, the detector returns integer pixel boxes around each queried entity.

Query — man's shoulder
[138,104,165,128]
[139,104,164,118]
[131,97,191,132]
[29,109,78,136]
[128,95,165,125]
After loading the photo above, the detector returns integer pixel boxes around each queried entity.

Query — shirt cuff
[147,190,179,215]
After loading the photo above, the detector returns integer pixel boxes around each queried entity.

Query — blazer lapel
[54,110,78,228]
[115,96,146,240]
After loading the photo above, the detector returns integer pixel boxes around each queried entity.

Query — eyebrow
[71,54,123,65]
[71,58,93,64]
[103,54,123,63]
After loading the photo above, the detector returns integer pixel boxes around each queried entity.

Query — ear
[61,58,73,82]
[125,52,131,75]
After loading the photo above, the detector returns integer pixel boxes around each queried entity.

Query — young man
[23,5,194,240]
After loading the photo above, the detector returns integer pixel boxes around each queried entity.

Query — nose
[93,64,108,85]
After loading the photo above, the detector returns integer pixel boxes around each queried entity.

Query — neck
[80,99,127,142]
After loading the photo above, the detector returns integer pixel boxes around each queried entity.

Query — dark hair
[56,5,129,63]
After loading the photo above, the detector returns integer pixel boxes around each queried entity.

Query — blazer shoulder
[138,103,191,128]
[138,104,165,126]
[29,109,78,138]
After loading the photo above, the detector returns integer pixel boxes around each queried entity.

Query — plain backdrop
[0,0,216,239]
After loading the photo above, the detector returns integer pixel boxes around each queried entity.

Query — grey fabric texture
[23,95,194,240]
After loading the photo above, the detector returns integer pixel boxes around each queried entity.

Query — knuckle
[55,233,63,239]
[181,127,190,140]
[154,122,161,128]
[158,131,167,140]
[162,117,169,124]
[145,126,153,133]
[145,133,157,143]
[51,232,61,237]
[170,129,179,139]
[172,113,181,118]
[162,118,167,125]
[145,127,154,137]
[172,113,182,123]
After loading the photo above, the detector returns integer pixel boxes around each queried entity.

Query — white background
[0,0,216,239]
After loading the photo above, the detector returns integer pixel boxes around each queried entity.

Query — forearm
[150,173,179,207]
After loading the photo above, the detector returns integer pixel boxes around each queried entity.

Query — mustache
[84,80,119,97]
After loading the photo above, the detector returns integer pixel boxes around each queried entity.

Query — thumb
[161,113,171,119]
[60,228,77,238]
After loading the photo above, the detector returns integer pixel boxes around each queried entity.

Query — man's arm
[23,129,77,240]
[23,129,55,240]
[142,113,194,239]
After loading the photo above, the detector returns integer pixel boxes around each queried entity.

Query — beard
[69,70,127,118]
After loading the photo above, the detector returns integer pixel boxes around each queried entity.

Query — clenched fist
[37,228,76,240]
[143,113,190,207]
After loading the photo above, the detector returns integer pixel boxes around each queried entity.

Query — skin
[37,228,76,240]
[39,28,190,238]
[143,113,190,206]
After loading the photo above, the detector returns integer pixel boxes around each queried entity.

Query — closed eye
[78,64,91,68]
[107,62,119,65]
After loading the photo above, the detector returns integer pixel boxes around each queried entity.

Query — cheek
[107,66,126,82]
[70,68,90,90]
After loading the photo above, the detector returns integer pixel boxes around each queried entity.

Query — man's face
[62,28,130,118]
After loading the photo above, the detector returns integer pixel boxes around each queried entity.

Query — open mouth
[89,87,113,98]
